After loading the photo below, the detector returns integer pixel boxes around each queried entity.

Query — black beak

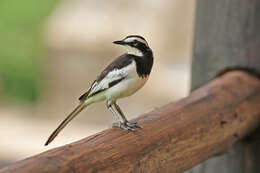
[113,40,126,45]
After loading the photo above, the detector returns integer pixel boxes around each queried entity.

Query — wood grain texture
[1,71,260,173]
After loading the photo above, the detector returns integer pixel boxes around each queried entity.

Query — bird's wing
[87,68,128,97]
[79,54,134,101]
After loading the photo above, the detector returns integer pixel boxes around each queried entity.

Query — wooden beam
[190,0,260,172]
[1,71,260,173]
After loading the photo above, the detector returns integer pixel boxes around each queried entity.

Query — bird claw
[112,121,142,131]
[113,122,135,131]
[125,121,143,129]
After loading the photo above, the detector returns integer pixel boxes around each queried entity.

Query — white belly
[105,76,148,100]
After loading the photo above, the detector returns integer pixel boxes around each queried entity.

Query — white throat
[124,45,143,56]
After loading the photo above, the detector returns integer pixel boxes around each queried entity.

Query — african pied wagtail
[45,35,153,145]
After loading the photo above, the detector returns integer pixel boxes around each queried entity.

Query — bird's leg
[106,100,135,131]
[114,102,142,129]
[106,100,120,122]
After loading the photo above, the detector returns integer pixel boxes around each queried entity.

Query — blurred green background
[0,0,194,166]
[0,0,58,102]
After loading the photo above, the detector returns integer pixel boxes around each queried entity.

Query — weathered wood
[192,0,260,91]
[189,0,260,172]
[0,71,259,173]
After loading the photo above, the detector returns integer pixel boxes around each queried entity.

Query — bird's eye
[133,41,138,46]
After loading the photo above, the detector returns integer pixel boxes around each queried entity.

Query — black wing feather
[79,54,133,102]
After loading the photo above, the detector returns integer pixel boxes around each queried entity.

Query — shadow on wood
[1,71,260,173]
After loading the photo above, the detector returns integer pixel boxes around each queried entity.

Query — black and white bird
[45,35,153,146]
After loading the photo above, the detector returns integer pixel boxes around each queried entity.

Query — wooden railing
[0,71,259,173]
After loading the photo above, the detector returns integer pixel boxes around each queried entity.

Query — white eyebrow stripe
[136,38,148,45]
[124,37,148,46]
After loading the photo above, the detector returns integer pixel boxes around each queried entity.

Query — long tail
[45,102,87,146]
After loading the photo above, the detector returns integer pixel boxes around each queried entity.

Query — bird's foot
[125,121,143,129]
[112,121,142,131]
[113,122,135,131]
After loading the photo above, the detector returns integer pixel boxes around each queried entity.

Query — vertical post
[188,0,260,173]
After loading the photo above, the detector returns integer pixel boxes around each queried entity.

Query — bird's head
[113,35,150,56]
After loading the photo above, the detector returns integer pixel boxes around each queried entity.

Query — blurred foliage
[0,0,59,102]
